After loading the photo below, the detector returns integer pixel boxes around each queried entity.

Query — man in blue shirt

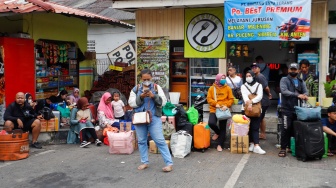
[322,106,336,156]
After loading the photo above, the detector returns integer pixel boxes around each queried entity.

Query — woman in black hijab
[50,90,68,104]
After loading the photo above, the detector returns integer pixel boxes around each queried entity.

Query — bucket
[233,99,239,105]
[307,97,316,107]
[322,97,333,108]
[169,92,180,105]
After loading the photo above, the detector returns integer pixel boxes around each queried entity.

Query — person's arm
[323,126,336,137]
[250,84,263,103]
[240,84,250,105]
[121,101,126,113]
[280,77,298,97]
[128,86,144,109]
[222,87,234,108]
[206,86,217,107]
[152,85,166,107]
[4,103,18,122]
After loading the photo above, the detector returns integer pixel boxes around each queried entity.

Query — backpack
[40,107,55,120]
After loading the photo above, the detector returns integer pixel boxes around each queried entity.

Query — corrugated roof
[0,0,134,28]
[48,0,135,21]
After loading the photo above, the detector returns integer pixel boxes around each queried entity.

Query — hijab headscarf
[215,74,225,87]
[77,97,89,110]
[97,92,114,119]
[246,70,257,86]
[25,93,32,102]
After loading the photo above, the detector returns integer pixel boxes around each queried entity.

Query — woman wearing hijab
[97,92,120,129]
[25,93,37,109]
[207,74,234,152]
[68,88,80,105]
[70,97,102,148]
[241,70,265,154]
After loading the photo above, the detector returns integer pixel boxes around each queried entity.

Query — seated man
[322,106,336,156]
[3,92,43,149]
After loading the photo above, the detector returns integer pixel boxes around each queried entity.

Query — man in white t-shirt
[226,66,243,100]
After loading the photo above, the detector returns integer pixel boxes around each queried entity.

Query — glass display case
[189,58,219,105]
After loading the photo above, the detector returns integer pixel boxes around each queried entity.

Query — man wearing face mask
[278,63,308,157]
[207,74,234,151]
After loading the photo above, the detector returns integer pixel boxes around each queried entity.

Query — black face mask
[289,72,298,77]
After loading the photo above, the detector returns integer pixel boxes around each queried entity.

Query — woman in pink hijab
[97,92,120,129]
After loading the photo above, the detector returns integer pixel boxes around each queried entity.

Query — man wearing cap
[251,62,271,140]
[255,56,270,81]
[279,63,308,157]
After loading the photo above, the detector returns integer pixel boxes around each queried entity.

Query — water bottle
[290,137,296,157]
[63,101,66,108]
[323,133,328,158]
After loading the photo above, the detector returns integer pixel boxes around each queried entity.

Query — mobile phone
[143,89,150,93]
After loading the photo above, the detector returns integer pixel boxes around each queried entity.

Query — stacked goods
[230,114,250,154]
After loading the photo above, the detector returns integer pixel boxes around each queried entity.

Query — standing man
[297,59,311,81]
[255,56,270,81]
[4,92,43,149]
[279,63,308,157]
[251,63,271,140]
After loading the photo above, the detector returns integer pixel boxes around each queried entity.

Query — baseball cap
[289,63,299,69]
[250,62,260,68]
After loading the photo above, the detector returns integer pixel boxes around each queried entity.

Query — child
[111,92,125,120]
[74,97,102,148]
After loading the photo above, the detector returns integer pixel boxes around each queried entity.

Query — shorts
[11,118,36,132]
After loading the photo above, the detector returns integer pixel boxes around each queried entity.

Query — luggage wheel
[202,149,205,153]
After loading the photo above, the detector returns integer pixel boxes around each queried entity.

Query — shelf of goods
[170,51,189,105]
[35,40,79,100]
[189,58,219,105]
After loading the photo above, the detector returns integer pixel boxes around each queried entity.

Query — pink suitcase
[107,131,134,154]
[161,116,176,129]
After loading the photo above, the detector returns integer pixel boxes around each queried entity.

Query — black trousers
[242,110,262,145]
[80,128,98,142]
[208,113,227,147]
[281,111,296,150]
[327,134,336,151]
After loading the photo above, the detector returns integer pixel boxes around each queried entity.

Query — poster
[185,7,226,58]
[137,37,169,90]
[107,41,135,65]
[224,0,311,41]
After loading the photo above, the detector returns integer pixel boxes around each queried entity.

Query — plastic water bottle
[323,133,328,158]
[290,137,296,157]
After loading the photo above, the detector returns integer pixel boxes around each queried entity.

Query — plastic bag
[186,106,198,125]
[162,118,176,140]
[162,102,177,116]
[56,106,71,118]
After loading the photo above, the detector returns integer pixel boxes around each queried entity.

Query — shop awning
[0,0,134,28]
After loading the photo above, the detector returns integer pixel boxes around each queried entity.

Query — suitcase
[107,131,134,154]
[294,121,324,161]
[193,122,210,152]
[0,130,29,161]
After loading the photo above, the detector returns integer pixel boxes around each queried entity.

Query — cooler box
[52,111,61,129]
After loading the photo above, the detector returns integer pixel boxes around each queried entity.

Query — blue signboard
[224,0,312,41]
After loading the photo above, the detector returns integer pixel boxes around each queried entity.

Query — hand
[91,119,95,123]
[247,105,253,111]
[216,104,220,108]
[268,93,272,99]
[37,115,43,120]
[298,94,308,100]
[147,90,154,98]
[221,106,227,111]
[17,119,23,129]
[106,124,112,128]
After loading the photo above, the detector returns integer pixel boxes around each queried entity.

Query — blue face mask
[220,79,226,85]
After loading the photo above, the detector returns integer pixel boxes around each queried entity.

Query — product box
[122,64,135,72]
[119,121,134,132]
[109,65,123,71]
[47,118,59,132]
[161,116,176,129]
[149,140,170,154]
[230,134,249,154]
[40,119,48,132]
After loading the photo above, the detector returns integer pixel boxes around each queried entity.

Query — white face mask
[28,99,32,103]
[143,81,152,86]
[246,77,253,83]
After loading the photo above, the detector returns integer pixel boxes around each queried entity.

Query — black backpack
[40,107,55,120]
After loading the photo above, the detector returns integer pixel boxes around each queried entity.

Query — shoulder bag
[132,99,152,125]
[228,76,242,100]
[243,84,261,117]
[214,87,232,120]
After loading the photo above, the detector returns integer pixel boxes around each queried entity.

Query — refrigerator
[0,37,35,107]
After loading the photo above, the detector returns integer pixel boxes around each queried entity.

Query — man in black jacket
[279,63,308,157]
[4,92,43,149]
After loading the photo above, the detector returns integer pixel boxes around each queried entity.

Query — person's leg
[135,123,150,167]
[3,120,14,131]
[30,119,41,143]
[86,128,98,140]
[328,134,336,152]
[216,119,228,151]
[208,113,220,140]
[250,117,261,145]
[259,106,268,139]
[279,112,293,156]
[148,116,173,170]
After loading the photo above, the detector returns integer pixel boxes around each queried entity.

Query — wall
[0,15,24,34]
[88,24,135,59]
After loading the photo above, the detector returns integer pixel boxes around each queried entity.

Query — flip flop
[137,164,149,170]
[162,165,173,172]
[278,150,286,157]
[327,152,334,157]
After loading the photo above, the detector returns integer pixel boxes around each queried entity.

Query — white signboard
[108,41,135,65]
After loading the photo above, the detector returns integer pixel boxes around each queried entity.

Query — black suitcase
[293,121,324,161]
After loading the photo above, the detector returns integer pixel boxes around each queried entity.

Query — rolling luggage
[293,121,324,161]
[193,122,210,152]
[107,131,134,154]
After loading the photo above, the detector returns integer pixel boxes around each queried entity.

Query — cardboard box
[119,121,134,132]
[40,119,48,132]
[149,140,170,154]
[161,116,176,129]
[47,118,59,132]
[230,134,249,154]
[122,64,135,72]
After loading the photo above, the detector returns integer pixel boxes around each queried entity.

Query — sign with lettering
[185,7,226,58]
[108,41,135,65]
[224,0,311,41]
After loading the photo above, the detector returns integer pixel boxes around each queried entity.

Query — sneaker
[80,141,91,148]
[95,139,102,146]
[249,143,254,152]
[31,142,42,149]
[253,145,266,155]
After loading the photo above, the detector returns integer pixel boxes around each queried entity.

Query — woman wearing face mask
[207,74,234,152]
[25,93,37,109]
[241,70,265,155]
[128,69,173,172]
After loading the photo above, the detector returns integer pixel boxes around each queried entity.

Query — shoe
[249,143,254,152]
[253,145,266,155]
[31,142,42,149]
[95,139,102,146]
[80,141,91,148]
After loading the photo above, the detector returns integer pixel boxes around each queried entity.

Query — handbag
[214,87,232,120]
[294,101,321,121]
[132,100,152,125]
[162,116,176,140]
[243,84,261,117]
[228,76,242,100]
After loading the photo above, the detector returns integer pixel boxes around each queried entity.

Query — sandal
[278,150,286,157]
[287,149,292,153]
[162,165,173,172]
[327,152,334,157]
[137,164,149,170]
[259,134,266,140]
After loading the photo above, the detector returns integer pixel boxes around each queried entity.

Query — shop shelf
[191,84,206,87]
[190,93,205,97]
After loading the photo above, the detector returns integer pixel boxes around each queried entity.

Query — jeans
[208,113,227,147]
[281,111,296,150]
[135,116,173,166]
